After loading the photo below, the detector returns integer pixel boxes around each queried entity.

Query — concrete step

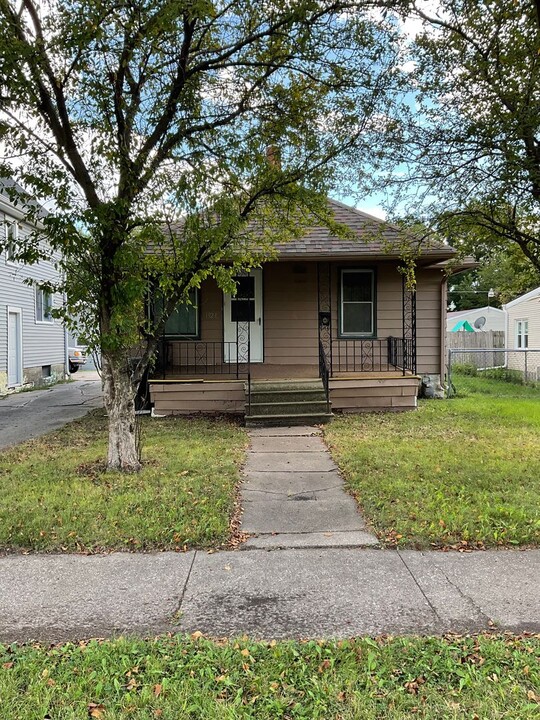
[249,389,327,404]
[249,380,323,393]
[245,413,333,428]
[248,400,330,417]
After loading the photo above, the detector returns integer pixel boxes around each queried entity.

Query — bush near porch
[325,374,540,549]
[0,411,247,553]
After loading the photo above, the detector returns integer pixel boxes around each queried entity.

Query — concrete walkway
[0,373,102,450]
[240,426,379,549]
[0,548,538,643]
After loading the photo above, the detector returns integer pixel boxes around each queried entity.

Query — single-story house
[446,306,506,333]
[149,200,462,424]
[0,180,66,394]
[503,286,540,380]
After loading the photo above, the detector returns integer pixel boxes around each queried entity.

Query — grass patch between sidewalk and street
[325,374,540,549]
[0,634,538,719]
[0,411,247,553]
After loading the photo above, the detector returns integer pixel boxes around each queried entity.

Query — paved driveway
[0,371,102,450]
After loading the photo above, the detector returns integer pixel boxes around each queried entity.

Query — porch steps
[245,379,332,427]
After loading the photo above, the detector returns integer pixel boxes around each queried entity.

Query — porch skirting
[149,374,420,417]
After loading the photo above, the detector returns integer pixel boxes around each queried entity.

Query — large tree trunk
[102,354,141,472]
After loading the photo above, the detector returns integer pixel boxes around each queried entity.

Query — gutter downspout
[440,273,448,384]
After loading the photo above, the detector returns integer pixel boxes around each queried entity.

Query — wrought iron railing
[318,340,331,413]
[387,336,416,375]
[330,337,417,376]
[333,338,394,373]
[156,340,250,379]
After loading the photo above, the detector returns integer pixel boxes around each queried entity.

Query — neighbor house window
[36,288,53,323]
[516,319,528,348]
[4,221,19,263]
[155,288,199,338]
[339,269,375,336]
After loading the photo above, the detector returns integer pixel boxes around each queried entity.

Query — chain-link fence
[447,348,540,397]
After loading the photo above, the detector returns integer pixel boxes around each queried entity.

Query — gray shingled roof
[271,199,455,260]
[156,197,456,262]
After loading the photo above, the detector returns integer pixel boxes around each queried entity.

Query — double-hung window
[36,288,54,323]
[156,288,199,338]
[339,269,375,337]
[516,319,528,349]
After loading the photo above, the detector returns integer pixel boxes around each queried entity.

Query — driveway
[0,371,102,450]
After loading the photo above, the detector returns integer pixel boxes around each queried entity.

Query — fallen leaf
[191,630,203,640]
[153,684,162,697]
[241,648,250,657]
[2,662,13,669]
[88,704,106,718]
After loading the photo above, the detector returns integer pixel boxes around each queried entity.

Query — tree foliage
[389,0,540,272]
[0,0,403,469]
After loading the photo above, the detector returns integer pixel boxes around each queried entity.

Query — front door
[223,268,263,363]
[7,308,23,386]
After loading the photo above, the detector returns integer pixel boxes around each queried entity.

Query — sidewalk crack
[396,549,443,627]
[431,561,493,626]
[172,551,197,621]
[242,484,344,498]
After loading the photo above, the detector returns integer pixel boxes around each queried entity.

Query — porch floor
[151,364,414,383]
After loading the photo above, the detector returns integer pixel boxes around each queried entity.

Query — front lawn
[325,374,540,548]
[0,411,247,552]
[1,634,538,719]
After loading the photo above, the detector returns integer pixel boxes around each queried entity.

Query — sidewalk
[240,426,379,549]
[0,548,538,643]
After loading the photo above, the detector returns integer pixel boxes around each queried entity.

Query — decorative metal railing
[387,336,416,375]
[330,337,416,376]
[318,340,331,413]
[156,340,250,379]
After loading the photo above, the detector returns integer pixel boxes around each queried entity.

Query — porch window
[339,268,375,337]
[516,319,528,348]
[156,288,199,338]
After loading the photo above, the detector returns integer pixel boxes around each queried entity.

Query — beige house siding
[163,260,443,375]
[150,380,245,415]
[416,269,443,376]
[329,376,419,412]
[263,262,318,365]
[505,293,540,377]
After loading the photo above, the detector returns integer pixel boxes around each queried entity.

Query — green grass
[0,635,538,719]
[325,374,540,548]
[0,411,247,552]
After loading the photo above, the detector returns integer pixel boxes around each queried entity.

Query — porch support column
[317,262,332,375]
[402,272,417,375]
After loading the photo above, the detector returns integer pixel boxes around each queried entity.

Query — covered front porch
[148,260,420,421]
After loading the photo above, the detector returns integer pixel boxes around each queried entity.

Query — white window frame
[7,306,23,387]
[4,221,20,265]
[339,268,375,337]
[515,319,529,349]
[35,287,54,324]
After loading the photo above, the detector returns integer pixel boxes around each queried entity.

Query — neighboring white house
[0,180,66,394]
[503,286,540,379]
[446,306,506,333]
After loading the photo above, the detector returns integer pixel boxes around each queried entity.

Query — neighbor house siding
[0,207,65,390]
[505,294,540,378]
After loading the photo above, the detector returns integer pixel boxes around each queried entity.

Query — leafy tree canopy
[0,0,404,469]
[387,0,540,273]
